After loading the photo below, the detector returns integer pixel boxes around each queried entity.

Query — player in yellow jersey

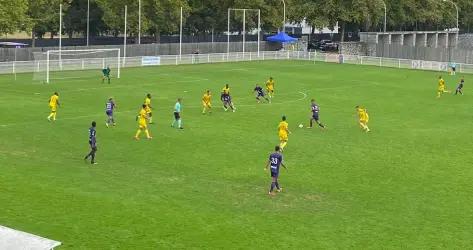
[356,106,370,132]
[134,104,152,140]
[437,76,450,98]
[144,93,153,123]
[202,90,212,114]
[278,116,291,151]
[47,92,60,121]
[222,84,230,95]
[266,77,275,102]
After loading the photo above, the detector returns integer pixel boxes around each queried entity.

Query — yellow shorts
[145,107,152,113]
[359,119,368,124]
[139,122,147,129]
[438,87,445,92]
[50,105,57,112]
[267,88,274,93]
[279,133,288,141]
[203,102,211,108]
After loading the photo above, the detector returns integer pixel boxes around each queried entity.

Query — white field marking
[53,78,210,93]
[0,91,308,128]
[221,68,251,72]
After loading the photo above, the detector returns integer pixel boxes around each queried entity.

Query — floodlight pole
[179,6,183,59]
[123,5,127,66]
[282,0,286,32]
[138,0,141,44]
[87,0,90,46]
[59,4,62,69]
[227,8,230,55]
[258,9,261,57]
[443,0,459,47]
[381,0,387,32]
[243,9,246,53]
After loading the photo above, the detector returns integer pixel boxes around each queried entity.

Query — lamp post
[138,0,141,44]
[281,0,286,32]
[443,0,459,47]
[381,0,387,32]
[87,0,90,46]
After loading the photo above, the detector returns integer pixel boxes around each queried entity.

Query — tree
[64,0,106,39]
[0,0,30,35]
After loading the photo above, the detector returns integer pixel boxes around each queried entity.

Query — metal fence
[1,51,473,76]
[0,42,279,62]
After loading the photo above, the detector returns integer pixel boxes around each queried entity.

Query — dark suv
[308,40,339,52]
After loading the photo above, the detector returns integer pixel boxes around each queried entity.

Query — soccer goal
[33,48,121,83]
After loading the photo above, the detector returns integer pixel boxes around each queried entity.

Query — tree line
[1,0,472,45]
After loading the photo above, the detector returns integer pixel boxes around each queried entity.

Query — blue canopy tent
[266,32,297,43]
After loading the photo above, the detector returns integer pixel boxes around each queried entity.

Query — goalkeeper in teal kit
[102,66,111,84]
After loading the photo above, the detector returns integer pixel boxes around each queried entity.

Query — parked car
[308,40,339,52]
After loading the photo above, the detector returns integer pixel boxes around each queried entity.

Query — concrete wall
[458,34,473,49]
[0,42,279,62]
[376,43,473,64]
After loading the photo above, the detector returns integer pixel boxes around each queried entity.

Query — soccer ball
[298,124,304,128]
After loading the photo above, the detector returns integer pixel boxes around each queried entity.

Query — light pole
[138,0,141,44]
[281,0,286,33]
[381,0,387,32]
[87,0,90,46]
[443,0,459,31]
[443,0,459,47]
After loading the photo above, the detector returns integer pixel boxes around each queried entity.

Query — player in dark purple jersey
[254,84,269,103]
[308,99,325,129]
[105,97,117,127]
[84,121,98,164]
[455,77,465,95]
[221,90,236,112]
[265,145,287,195]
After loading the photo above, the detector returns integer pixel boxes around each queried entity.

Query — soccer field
[1,60,472,249]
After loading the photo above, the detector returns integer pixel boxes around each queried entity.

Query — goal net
[33,48,121,83]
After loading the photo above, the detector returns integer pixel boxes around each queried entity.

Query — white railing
[1,51,473,76]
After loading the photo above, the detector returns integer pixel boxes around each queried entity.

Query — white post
[59,4,62,69]
[227,9,230,54]
[179,6,183,59]
[257,9,261,57]
[13,47,17,80]
[46,51,50,83]
[123,5,127,66]
[211,28,214,45]
[282,0,286,32]
[87,0,90,46]
[242,9,246,54]
[117,48,121,78]
[398,59,401,68]
[138,0,141,44]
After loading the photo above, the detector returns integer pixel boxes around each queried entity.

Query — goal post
[33,48,121,83]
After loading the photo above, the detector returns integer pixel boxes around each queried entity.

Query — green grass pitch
[0,60,472,249]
